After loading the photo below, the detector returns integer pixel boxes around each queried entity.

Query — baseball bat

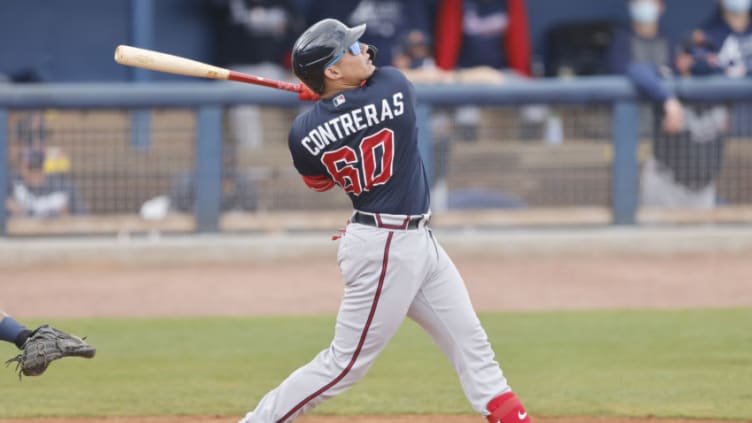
[113,44,304,94]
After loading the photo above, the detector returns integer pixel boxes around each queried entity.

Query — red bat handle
[228,71,299,92]
[228,70,320,101]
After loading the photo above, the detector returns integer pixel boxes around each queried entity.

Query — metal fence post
[130,0,153,150]
[417,103,433,187]
[0,108,7,236]
[195,106,223,233]
[611,101,640,225]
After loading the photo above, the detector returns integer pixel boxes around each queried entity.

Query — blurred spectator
[305,0,433,67]
[675,0,752,78]
[12,112,71,176]
[6,148,87,218]
[433,0,533,142]
[393,30,445,80]
[5,111,83,218]
[609,0,710,208]
[620,0,750,208]
[393,29,506,84]
[434,0,531,76]
[206,0,305,149]
[608,0,685,135]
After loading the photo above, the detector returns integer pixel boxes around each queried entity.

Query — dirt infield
[0,417,741,423]
[3,252,751,423]
[4,254,751,317]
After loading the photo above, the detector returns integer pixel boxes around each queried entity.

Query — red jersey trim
[302,174,335,192]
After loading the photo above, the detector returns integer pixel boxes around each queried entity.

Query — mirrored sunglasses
[326,42,362,68]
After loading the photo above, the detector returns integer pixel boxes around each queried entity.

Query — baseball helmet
[292,19,366,94]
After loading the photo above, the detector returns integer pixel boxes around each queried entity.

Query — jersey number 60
[321,128,395,196]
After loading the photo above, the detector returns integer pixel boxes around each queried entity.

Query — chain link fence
[4,98,751,235]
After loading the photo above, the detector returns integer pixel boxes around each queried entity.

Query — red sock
[486,392,530,423]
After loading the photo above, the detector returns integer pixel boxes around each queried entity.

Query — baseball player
[238,18,531,423]
[1,310,96,378]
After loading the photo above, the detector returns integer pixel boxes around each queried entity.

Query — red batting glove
[297,84,320,101]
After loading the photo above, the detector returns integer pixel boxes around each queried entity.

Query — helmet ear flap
[366,44,378,63]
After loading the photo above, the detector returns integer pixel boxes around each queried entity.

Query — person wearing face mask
[608,0,724,208]
[609,0,684,136]
[647,0,752,209]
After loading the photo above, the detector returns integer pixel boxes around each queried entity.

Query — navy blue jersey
[288,66,430,215]
[458,0,509,69]
[702,19,752,77]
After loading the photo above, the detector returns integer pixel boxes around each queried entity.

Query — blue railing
[1,76,751,235]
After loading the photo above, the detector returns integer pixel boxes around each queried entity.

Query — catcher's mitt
[5,324,96,379]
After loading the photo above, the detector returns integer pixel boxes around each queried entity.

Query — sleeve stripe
[302,175,335,192]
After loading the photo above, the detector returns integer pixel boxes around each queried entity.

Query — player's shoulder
[289,103,329,143]
[289,110,312,144]
[372,66,410,85]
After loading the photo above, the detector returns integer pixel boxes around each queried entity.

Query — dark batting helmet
[292,19,367,94]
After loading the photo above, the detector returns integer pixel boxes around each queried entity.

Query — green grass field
[1,308,750,420]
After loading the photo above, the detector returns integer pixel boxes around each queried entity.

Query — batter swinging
[239,18,532,423]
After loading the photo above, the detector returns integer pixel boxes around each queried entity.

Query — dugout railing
[0,76,751,236]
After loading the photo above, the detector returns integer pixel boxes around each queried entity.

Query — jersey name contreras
[299,93,404,156]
